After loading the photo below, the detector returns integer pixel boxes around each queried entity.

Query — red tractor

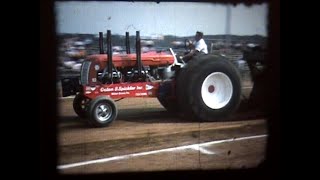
[72,30,242,127]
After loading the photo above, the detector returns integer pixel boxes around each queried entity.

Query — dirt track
[57,81,268,174]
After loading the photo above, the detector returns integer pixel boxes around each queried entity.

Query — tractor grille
[80,61,91,85]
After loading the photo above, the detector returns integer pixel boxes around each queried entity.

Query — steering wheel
[184,39,195,53]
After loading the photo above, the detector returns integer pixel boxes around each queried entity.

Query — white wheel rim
[95,103,112,122]
[201,72,233,109]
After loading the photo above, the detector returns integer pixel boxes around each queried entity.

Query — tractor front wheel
[73,94,90,118]
[87,96,118,127]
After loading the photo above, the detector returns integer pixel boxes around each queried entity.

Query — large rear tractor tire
[157,80,178,112]
[73,94,90,118]
[87,96,118,127]
[177,55,242,121]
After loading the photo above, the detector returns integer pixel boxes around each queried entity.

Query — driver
[182,31,208,62]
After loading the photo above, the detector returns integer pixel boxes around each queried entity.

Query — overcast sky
[55,1,268,37]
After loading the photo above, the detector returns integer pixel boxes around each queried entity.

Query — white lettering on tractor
[101,85,143,92]
[100,87,114,92]
[115,86,136,91]
[111,92,130,95]
[135,92,147,96]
